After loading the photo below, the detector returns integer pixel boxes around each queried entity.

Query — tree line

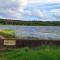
[0,19,60,26]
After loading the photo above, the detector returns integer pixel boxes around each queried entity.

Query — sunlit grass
[0,45,60,60]
[0,29,16,38]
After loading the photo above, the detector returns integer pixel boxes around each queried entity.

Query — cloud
[0,0,28,19]
[31,9,46,19]
[0,0,60,21]
[17,0,28,13]
[24,10,32,16]
[24,2,60,21]
[0,16,4,18]
[29,0,60,4]
[50,9,60,19]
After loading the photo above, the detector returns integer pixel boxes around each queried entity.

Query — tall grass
[0,45,60,60]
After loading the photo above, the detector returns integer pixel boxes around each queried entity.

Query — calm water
[0,26,60,40]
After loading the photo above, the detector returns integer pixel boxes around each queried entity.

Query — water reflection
[0,26,60,40]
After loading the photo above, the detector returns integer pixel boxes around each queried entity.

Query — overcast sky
[0,0,60,21]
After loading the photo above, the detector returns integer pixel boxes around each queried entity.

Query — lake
[0,26,60,40]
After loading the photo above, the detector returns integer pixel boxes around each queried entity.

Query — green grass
[0,45,60,60]
[0,29,16,38]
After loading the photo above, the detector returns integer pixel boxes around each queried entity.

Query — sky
[0,0,60,21]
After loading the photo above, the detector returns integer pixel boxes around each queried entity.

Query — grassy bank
[0,29,16,39]
[0,45,60,60]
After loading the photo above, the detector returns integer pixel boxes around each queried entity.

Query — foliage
[0,45,60,60]
[0,19,60,26]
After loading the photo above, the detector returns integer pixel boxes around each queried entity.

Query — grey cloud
[0,0,27,19]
